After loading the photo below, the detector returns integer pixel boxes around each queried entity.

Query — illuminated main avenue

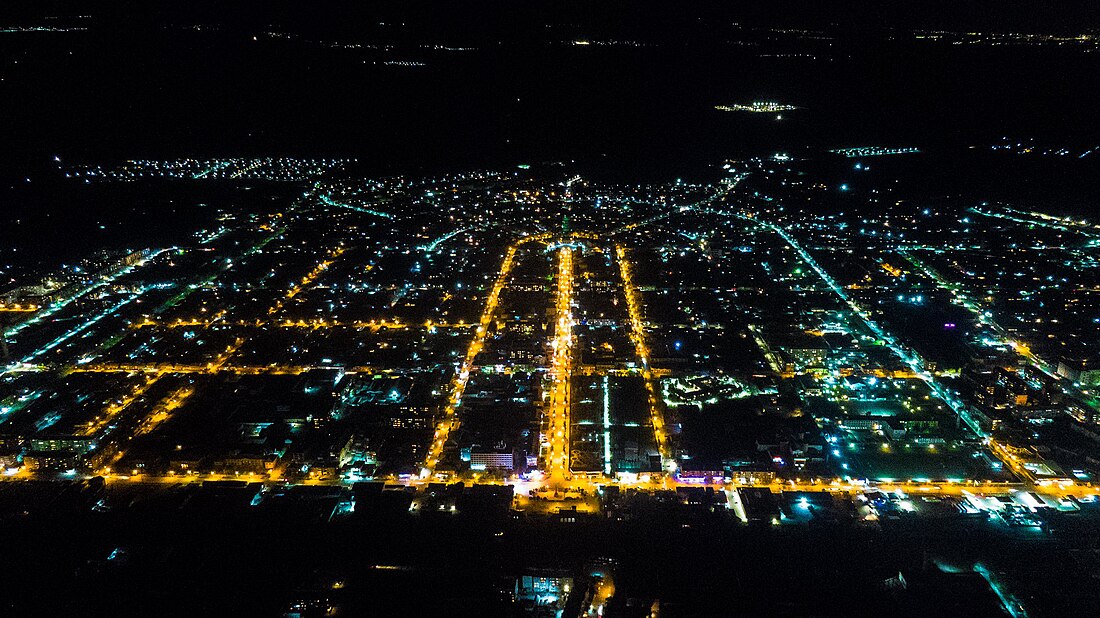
[542,246,574,486]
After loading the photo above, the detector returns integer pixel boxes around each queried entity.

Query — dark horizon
[4,1,1099,180]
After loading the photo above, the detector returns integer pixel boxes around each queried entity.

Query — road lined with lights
[1,248,173,345]
[0,304,39,313]
[615,244,674,472]
[608,189,1023,480]
[4,288,151,374]
[421,243,523,477]
[67,363,373,376]
[693,207,989,439]
[130,317,474,331]
[902,247,1100,416]
[270,245,346,312]
[543,246,575,485]
[93,337,244,476]
[319,194,395,219]
[77,373,161,438]
[76,242,350,473]
[971,204,1100,237]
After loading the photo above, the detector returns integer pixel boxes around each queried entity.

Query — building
[515,569,574,614]
[216,451,278,474]
[737,487,782,522]
[1058,357,1100,386]
[23,450,81,471]
[470,451,514,471]
[338,434,377,468]
[728,469,777,485]
[29,436,96,454]
[0,450,20,469]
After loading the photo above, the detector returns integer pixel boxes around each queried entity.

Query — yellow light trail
[420,243,523,478]
[269,245,346,313]
[71,243,353,447]
[543,246,575,485]
[93,337,245,474]
[92,381,198,477]
[83,238,343,473]
[131,383,196,438]
[615,245,674,473]
[131,317,473,331]
[27,240,351,475]
[68,363,369,376]
[0,304,39,313]
[77,373,162,437]
[82,468,1099,505]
